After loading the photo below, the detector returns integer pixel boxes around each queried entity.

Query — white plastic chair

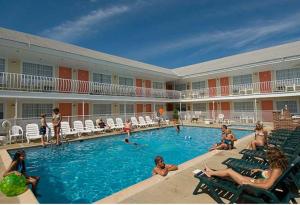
[85,120,104,133]
[218,114,224,124]
[145,116,157,126]
[138,116,148,127]
[130,117,141,128]
[73,121,91,135]
[106,118,117,130]
[61,121,78,137]
[26,123,42,143]
[9,125,23,144]
[115,118,125,129]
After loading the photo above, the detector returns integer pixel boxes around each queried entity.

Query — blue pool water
[9,127,251,203]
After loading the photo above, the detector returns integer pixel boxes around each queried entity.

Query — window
[175,84,186,91]
[232,74,252,85]
[120,104,134,114]
[153,82,163,89]
[233,102,254,111]
[119,77,133,86]
[93,104,111,115]
[193,103,206,111]
[93,73,111,84]
[276,68,300,80]
[192,81,206,90]
[22,104,53,118]
[276,101,298,113]
[22,62,53,77]
[0,103,3,119]
[0,58,5,72]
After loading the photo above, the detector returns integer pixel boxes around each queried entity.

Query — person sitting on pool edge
[248,121,267,150]
[3,150,40,195]
[210,133,235,151]
[152,156,178,176]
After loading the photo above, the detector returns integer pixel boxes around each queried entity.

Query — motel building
[0,27,300,128]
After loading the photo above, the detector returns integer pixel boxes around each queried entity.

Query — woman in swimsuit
[248,121,267,150]
[3,150,40,195]
[124,119,132,137]
[52,107,62,145]
[203,147,288,189]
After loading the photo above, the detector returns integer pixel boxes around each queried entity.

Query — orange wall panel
[145,104,152,112]
[261,100,273,122]
[220,102,230,118]
[220,77,229,96]
[259,71,272,93]
[208,79,217,97]
[59,103,72,117]
[59,67,72,92]
[77,69,89,93]
[78,103,89,116]
[136,104,143,113]
[136,79,143,96]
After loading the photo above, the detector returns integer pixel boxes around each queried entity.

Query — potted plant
[173,109,179,124]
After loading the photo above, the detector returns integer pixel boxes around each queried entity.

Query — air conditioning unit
[286,85,295,92]
[239,90,246,95]
[246,89,253,94]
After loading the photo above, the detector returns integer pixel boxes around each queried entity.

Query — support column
[212,101,215,121]
[124,103,127,121]
[254,98,257,122]
[82,100,85,122]
[14,99,18,119]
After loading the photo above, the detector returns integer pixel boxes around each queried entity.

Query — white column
[82,100,85,122]
[254,98,258,122]
[124,103,127,121]
[14,99,18,119]
[212,101,215,121]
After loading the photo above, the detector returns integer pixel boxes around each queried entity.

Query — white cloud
[131,12,300,61]
[41,5,130,42]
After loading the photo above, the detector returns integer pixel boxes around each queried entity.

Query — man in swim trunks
[152,156,178,176]
[124,120,132,137]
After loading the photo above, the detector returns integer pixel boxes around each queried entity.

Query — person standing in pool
[3,150,40,195]
[152,156,178,176]
[176,124,180,133]
[124,119,132,137]
[52,107,62,145]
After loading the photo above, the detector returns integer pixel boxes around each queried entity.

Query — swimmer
[124,138,138,146]
[176,125,180,133]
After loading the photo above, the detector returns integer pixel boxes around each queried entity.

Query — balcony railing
[181,78,300,99]
[0,72,181,99]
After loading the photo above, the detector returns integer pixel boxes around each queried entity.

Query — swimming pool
[9,126,251,203]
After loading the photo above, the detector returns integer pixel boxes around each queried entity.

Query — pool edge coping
[95,132,254,204]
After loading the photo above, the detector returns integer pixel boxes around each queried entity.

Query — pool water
[9,127,251,203]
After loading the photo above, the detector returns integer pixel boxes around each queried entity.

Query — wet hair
[266,147,288,171]
[222,125,227,129]
[154,156,163,165]
[124,138,129,143]
[255,121,263,130]
[40,113,46,118]
[53,107,59,113]
[13,150,26,173]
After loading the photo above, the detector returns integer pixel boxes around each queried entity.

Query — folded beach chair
[61,121,78,137]
[138,116,148,127]
[9,125,23,144]
[145,116,158,126]
[130,117,141,128]
[73,120,92,135]
[193,157,300,203]
[115,118,125,129]
[26,123,43,143]
[85,120,104,133]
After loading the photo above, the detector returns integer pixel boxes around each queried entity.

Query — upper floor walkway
[1,72,300,102]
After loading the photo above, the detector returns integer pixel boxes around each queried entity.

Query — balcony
[0,72,181,99]
[181,78,300,100]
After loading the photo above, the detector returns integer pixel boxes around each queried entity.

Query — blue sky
[1,0,300,68]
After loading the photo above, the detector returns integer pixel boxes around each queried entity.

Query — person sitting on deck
[210,133,235,151]
[152,156,178,176]
[203,147,288,189]
[3,150,40,195]
[96,118,110,130]
[248,121,267,150]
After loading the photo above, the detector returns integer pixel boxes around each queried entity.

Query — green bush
[173,109,179,120]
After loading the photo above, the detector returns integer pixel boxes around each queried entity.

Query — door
[261,100,273,122]
[220,102,230,119]
[59,103,72,117]
[220,77,229,96]
[136,104,143,113]
[78,70,89,93]
[166,103,174,111]
[145,104,152,113]
[259,71,272,93]
[208,79,217,97]
[209,102,218,119]
[78,103,89,116]
[145,80,151,97]
[59,67,72,92]
[136,79,143,96]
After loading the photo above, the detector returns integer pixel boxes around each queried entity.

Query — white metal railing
[181,78,300,99]
[0,72,181,99]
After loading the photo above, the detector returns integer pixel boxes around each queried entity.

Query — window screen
[232,74,252,85]
[0,58,5,72]
[93,104,111,115]
[119,77,133,86]
[23,62,53,77]
[93,73,111,84]
[276,101,297,113]
[192,81,206,90]
[153,82,163,89]
[0,103,3,119]
[276,68,300,80]
[233,102,254,111]
[120,104,134,114]
[175,84,186,91]
[193,103,206,111]
[22,104,53,118]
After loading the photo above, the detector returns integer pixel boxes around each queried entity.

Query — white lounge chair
[46,122,54,140]
[145,116,157,126]
[218,114,224,124]
[138,116,148,127]
[130,117,141,128]
[106,118,118,130]
[26,123,42,143]
[115,118,125,129]
[73,121,92,135]
[9,125,23,144]
[85,120,104,133]
[61,121,78,137]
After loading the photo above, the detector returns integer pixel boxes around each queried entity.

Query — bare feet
[203,165,213,177]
